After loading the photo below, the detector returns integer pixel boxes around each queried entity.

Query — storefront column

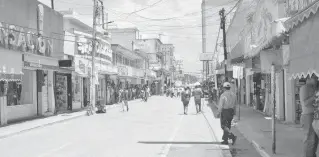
[284,69,295,122]
[276,70,285,120]
[240,78,245,105]
[47,71,55,114]
[245,73,251,106]
[0,96,7,125]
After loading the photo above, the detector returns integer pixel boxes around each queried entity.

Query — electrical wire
[125,0,165,19]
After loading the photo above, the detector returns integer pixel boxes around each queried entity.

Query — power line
[125,0,165,19]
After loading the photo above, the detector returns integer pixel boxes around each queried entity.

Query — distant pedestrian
[122,88,129,112]
[300,75,318,157]
[181,87,191,115]
[217,82,237,145]
[193,85,203,113]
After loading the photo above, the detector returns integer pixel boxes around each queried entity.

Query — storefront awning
[245,18,289,58]
[288,11,319,79]
[285,1,319,31]
[230,39,245,65]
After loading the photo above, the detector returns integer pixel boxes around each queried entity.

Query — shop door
[67,74,72,110]
[83,78,89,107]
[254,73,262,110]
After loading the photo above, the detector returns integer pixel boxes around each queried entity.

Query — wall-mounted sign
[199,53,214,61]
[0,22,53,56]
[77,37,112,63]
[24,61,59,70]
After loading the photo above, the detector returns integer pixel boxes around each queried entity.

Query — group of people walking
[180,86,203,115]
[178,80,237,145]
[119,85,150,112]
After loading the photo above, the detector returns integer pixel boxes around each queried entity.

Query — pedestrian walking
[193,85,203,113]
[181,87,191,115]
[217,82,237,145]
[300,75,318,157]
[122,88,129,112]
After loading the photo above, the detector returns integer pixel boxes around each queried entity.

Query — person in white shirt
[217,82,237,145]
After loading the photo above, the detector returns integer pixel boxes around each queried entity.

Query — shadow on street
[138,141,223,145]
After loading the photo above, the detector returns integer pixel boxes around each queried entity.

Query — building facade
[61,9,116,108]
[0,0,66,124]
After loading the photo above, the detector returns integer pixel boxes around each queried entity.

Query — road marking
[37,142,72,157]
[159,114,184,157]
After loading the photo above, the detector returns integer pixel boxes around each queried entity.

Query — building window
[6,69,34,106]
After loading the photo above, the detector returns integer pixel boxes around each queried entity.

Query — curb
[211,103,271,157]
[0,111,86,140]
[0,104,124,140]
[251,140,271,157]
[235,125,271,157]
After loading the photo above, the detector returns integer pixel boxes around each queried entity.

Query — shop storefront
[0,48,29,125]
[283,1,319,123]
[73,56,91,109]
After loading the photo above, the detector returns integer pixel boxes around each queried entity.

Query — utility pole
[100,0,105,29]
[271,64,276,154]
[90,0,98,110]
[201,0,207,83]
[51,0,54,9]
[219,8,228,82]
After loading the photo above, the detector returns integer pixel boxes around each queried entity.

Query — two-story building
[111,44,146,89]
[161,44,175,87]
[60,9,116,109]
[133,38,169,95]
[109,28,156,87]
[0,0,68,124]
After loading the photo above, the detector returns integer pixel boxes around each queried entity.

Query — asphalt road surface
[0,96,230,157]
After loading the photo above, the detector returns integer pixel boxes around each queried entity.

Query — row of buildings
[215,0,318,124]
[0,0,179,125]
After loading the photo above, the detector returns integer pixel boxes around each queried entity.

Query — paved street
[0,96,230,157]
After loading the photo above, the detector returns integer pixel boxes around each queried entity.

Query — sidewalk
[233,105,304,157]
[0,100,134,140]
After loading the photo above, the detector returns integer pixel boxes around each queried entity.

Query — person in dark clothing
[193,85,203,113]
[181,87,191,115]
[122,88,129,112]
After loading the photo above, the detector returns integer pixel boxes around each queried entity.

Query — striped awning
[0,73,23,82]
[285,0,319,31]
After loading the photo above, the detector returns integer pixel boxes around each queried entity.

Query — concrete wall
[284,68,296,123]
[0,0,37,29]
[7,104,37,122]
[40,2,64,56]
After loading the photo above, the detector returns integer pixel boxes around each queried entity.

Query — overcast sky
[39,0,235,73]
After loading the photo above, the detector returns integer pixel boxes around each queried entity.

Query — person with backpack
[181,87,191,115]
[193,85,203,114]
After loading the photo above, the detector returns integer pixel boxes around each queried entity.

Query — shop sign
[0,22,53,56]
[133,40,151,52]
[77,38,112,63]
[24,61,59,70]
[79,60,86,74]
